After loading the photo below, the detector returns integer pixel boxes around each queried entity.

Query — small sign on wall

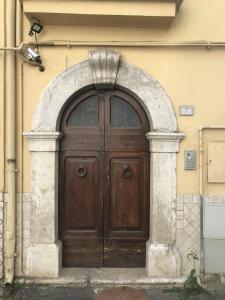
[179,106,194,116]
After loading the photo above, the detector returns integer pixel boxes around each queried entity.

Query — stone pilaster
[24,132,62,278]
[146,132,184,277]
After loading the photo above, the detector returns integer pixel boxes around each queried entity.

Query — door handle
[123,165,133,179]
[76,166,87,177]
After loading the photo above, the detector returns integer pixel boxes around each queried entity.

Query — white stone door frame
[24,49,184,278]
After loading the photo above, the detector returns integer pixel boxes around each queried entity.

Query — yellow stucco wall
[1,0,225,195]
[0,0,5,192]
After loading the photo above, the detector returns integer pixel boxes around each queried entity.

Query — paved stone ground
[0,284,225,300]
[94,287,149,300]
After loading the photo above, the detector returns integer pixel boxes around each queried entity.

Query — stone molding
[23,132,62,152]
[146,132,185,153]
[88,48,120,89]
[32,60,177,132]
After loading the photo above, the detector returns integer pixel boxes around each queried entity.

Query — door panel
[63,239,103,267]
[59,151,104,267]
[103,152,149,267]
[103,239,147,267]
[110,157,142,230]
[64,156,98,229]
[61,131,104,151]
[59,88,150,268]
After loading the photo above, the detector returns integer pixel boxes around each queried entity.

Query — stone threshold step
[22,268,186,287]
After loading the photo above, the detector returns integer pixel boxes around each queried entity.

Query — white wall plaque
[179,106,194,116]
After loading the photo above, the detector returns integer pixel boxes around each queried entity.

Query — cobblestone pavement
[1,284,225,300]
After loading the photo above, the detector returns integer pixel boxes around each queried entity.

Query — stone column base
[146,242,181,277]
[27,240,62,278]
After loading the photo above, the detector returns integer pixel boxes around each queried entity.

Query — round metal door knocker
[76,166,87,177]
[123,166,133,179]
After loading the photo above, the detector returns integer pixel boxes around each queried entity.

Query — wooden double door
[59,89,150,267]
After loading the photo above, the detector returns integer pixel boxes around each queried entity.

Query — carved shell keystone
[88,48,120,89]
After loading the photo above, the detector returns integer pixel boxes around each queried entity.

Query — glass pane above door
[67,95,99,127]
[111,95,141,128]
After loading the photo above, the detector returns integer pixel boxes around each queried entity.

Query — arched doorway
[59,88,150,267]
[24,49,184,278]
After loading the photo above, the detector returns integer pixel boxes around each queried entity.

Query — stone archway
[24,49,184,278]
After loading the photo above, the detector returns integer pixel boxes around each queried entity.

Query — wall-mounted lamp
[29,20,43,37]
